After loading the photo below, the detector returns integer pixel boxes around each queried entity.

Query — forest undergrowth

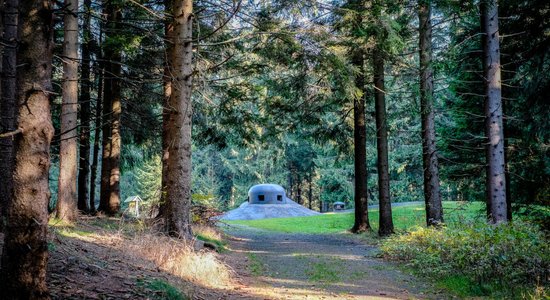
[1,217,245,300]
[381,221,550,299]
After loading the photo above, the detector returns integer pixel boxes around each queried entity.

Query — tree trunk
[351,52,371,233]
[163,0,193,238]
[481,0,507,224]
[308,173,313,210]
[296,179,302,205]
[99,1,122,215]
[56,0,80,221]
[158,0,173,220]
[0,0,19,232]
[78,0,92,213]
[374,49,394,236]
[0,0,54,297]
[89,55,104,214]
[418,0,443,226]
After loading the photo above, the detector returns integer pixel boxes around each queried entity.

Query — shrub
[381,221,550,289]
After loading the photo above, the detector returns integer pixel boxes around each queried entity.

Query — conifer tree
[418,0,443,226]
[162,0,194,238]
[0,0,54,296]
[56,0,80,221]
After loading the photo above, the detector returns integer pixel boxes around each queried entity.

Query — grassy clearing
[227,201,485,234]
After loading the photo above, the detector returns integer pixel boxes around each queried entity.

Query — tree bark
[56,0,80,221]
[308,173,313,210]
[0,0,54,297]
[418,0,443,226]
[78,0,92,213]
[0,0,19,232]
[374,49,394,236]
[99,1,121,215]
[163,0,193,238]
[296,177,302,205]
[89,55,104,214]
[351,52,371,233]
[158,0,173,220]
[481,0,507,224]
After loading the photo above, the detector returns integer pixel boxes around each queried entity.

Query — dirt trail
[222,224,444,300]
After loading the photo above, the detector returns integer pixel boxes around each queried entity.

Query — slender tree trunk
[308,173,313,210]
[351,52,371,233]
[158,0,173,220]
[98,70,112,213]
[418,0,443,226]
[99,1,121,215]
[0,0,19,232]
[374,49,394,236]
[78,0,93,213]
[481,0,507,224]
[56,0,80,221]
[89,57,104,214]
[163,0,193,238]
[297,179,302,205]
[0,0,54,297]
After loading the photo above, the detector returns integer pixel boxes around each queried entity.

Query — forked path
[222,224,444,300]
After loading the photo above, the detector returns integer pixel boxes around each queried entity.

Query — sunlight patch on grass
[56,228,94,239]
[193,225,227,252]
[228,201,485,234]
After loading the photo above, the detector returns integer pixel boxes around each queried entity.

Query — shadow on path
[222,224,444,300]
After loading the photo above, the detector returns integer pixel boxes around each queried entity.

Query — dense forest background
[37,0,548,214]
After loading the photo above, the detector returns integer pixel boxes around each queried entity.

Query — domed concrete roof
[248,183,287,204]
[248,183,285,194]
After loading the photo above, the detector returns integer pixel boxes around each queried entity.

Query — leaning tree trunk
[56,0,80,221]
[163,0,193,238]
[78,0,93,213]
[99,1,122,215]
[0,0,54,297]
[374,49,394,236]
[351,52,371,233]
[0,0,19,232]
[418,0,443,226]
[481,0,507,224]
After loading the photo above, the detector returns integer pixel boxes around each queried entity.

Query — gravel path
[222,224,444,300]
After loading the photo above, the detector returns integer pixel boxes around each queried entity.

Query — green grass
[228,201,485,234]
[247,253,264,276]
[306,261,341,282]
[137,278,186,300]
[195,234,227,253]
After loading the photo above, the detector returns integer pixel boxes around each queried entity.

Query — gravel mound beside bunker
[220,198,320,220]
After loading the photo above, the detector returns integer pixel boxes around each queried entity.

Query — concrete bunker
[248,183,287,204]
[333,201,346,211]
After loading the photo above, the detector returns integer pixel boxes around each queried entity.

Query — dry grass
[51,217,235,293]
[192,224,223,242]
[121,232,234,288]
